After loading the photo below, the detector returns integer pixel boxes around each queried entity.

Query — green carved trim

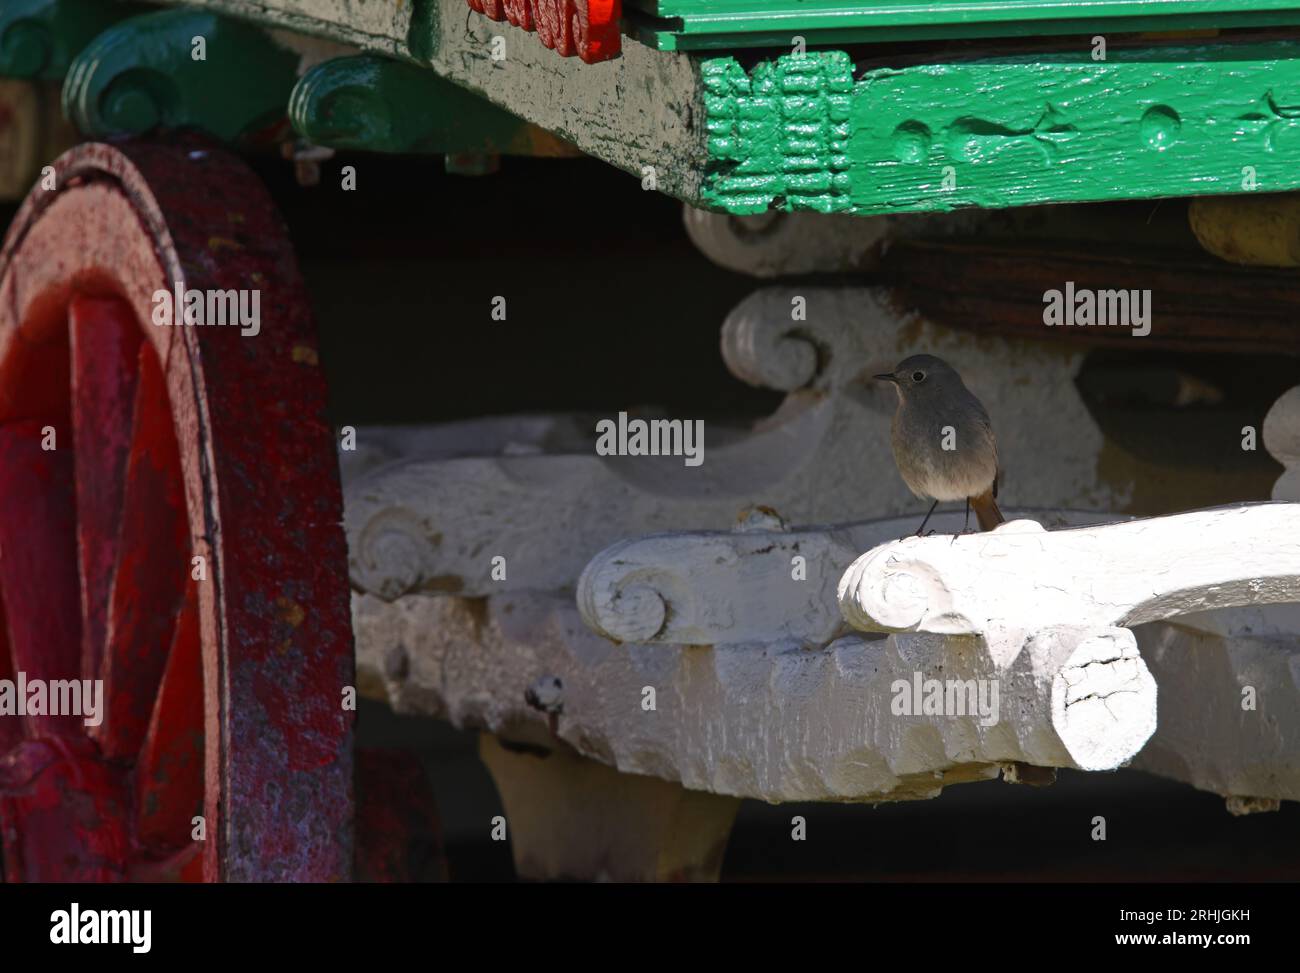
[289,54,557,155]
[0,0,142,81]
[62,8,299,141]
[701,43,1300,216]
[630,0,1300,51]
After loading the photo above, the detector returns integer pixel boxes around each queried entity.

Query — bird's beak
[873,373,898,383]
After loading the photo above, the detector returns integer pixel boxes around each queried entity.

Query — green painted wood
[62,8,299,142]
[630,0,1300,51]
[289,54,547,155]
[0,0,141,81]
[701,43,1300,215]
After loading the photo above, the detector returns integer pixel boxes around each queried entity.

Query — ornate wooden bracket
[466,0,621,64]
[289,54,577,157]
[62,8,298,142]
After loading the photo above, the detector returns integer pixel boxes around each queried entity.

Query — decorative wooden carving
[578,508,1114,647]
[682,206,887,278]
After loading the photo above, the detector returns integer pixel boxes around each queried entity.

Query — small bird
[874,354,1004,535]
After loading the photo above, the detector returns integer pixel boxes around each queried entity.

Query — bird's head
[873,354,962,398]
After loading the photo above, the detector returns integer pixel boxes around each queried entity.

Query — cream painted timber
[344,288,1121,600]
[479,734,740,882]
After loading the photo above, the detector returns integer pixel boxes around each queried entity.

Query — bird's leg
[949,498,973,545]
[914,499,940,536]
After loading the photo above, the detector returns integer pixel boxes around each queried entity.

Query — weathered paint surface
[290,54,577,156]
[185,0,706,198]
[466,0,620,63]
[630,0,1300,50]
[702,43,1300,215]
[0,137,355,881]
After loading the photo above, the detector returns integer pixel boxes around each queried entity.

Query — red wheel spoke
[135,581,203,855]
[0,420,82,738]
[71,294,143,685]
[92,344,190,760]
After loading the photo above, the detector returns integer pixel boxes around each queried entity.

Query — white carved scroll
[578,509,1113,648]
[681,207,888,278]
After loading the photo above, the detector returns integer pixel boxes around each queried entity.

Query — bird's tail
[971,489,1004,531]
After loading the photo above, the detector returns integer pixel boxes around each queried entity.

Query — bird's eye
[912,370,926,383]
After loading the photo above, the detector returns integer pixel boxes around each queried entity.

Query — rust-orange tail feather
[971,489,1003,532]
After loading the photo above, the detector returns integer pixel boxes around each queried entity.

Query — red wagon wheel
[0,138,354,882]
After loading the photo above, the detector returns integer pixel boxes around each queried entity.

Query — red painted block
[466,0,621,63]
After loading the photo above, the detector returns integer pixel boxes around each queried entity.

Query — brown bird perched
[875,354,1004,535]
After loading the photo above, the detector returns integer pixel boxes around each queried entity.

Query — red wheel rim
[0,138,354,882]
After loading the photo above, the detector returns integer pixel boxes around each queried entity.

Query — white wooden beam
[838,504,1300,655]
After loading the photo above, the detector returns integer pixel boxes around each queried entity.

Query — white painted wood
[1132,621,1300,803]
[344,288,1118,600]
[578,509,1114,647]
[353,588,1186,798]
[1264,386,1300,501]
[838,504,1300,661]
[354,506,1299,801]
[682,207,887,277]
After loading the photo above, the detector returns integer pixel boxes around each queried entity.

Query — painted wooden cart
[2,0,1299,882]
